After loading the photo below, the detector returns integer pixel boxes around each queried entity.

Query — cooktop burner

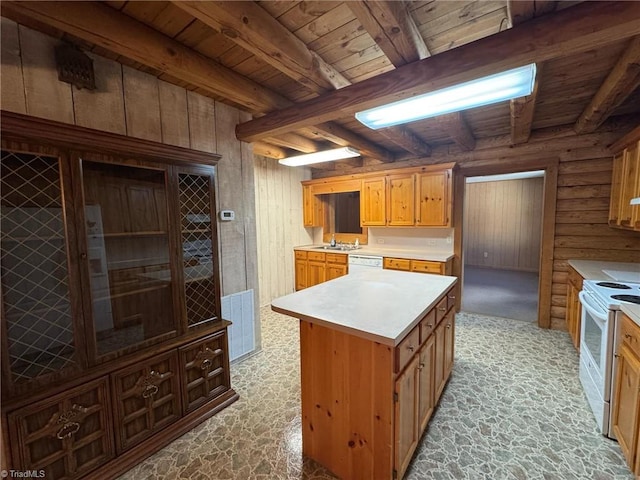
[596,282,632,289]
[611,294,640,305]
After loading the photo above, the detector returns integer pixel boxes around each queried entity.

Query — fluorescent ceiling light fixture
[278,147,360,167]
[355,64,537,130]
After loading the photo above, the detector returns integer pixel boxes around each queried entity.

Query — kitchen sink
[312,245,361,251]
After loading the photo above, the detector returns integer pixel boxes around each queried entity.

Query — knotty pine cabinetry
[565,265,584,351]
[303,185,323,227]
[1,115,237,480]
[609,126,640,231]
[294,250,348,290]
[383,256,453,276]
[611,313,640,477]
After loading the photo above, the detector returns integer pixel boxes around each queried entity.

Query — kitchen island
[272,269,457,480]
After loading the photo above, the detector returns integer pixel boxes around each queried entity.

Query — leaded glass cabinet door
[0,149,85,395]
[175,167,221,329]
[78,158,179,362]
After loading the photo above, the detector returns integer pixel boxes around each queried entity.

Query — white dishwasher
[348,254,383,273]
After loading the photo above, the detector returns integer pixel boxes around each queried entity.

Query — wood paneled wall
[254,156,314,306]
[464,177,543,271]
[0,19,260,343]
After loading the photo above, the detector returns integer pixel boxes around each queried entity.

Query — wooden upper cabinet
[609,126,640,231]
[609,151,625,226]
[361,177,387,226]
[415,170,451,227]
[303,185,323,227]
[387,174,415,226]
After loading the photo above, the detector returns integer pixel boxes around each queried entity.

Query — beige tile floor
[119,307,633,480]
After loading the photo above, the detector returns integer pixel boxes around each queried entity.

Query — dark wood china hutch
[0,111,237,479]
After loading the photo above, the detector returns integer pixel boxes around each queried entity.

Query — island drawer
[395,325,420,373]
[326,253,347,264]
[419,309,436,343]
[446,288,456,311]
[308,252,326,261]
[410,260,442,274]
[384,257,411,271]
[621,314,640,359]
[435,296,448,324]
[295,250,307,260]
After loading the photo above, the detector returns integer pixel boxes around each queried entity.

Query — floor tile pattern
[118,308,632,480]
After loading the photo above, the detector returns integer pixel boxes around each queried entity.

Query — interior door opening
[461,171,545,322]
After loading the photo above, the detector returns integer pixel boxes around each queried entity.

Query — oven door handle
[578,290,608,323]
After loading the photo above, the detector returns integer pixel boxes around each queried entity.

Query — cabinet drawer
[111,350,182,453]
[419,309,437,343]
[179,331,231,413]
[435,296,448,324]
[295,250,308,260]
[395,325,420,374]
[8,377,114,480]
[308,251,326,261]
[384,257,411,271]
[326,253,348,264]
[621,314,640,359]
[410,260,442,274]
[446,288,457,312]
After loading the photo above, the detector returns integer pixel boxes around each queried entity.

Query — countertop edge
[294,245,455,263]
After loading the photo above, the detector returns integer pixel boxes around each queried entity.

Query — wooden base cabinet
[565,265,584,351]
[1,114,238,480]
[294,250,348,290]
[384,256,453,276]
[612,314,640,475]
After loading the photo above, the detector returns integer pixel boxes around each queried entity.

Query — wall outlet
[446,236,452,244]
[377,238,385,244]
[483,252,488,258]
[427,239,436,246]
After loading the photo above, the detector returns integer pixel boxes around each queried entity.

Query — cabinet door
[326,263,347,281]
[179,331,231,413]
[612,344,640,469]
[176,168,222,329]
[418,335,435,435]
[361,177,386,226]
[295,259,308,290]
[303,185,323,227]
[434,319,447,403]
[387,174,415,226]
[1,149,85,395]
[79,159,177,361]
[8,377,114,480]
[415,171,451,227]
[111,350,181,453]
[307,261,326,287]
[394,355,419,480]
[619,142,640,228]
[443,311,455,381]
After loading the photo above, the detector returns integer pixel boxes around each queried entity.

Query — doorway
[462,171,544,322]
[453,159,558,328]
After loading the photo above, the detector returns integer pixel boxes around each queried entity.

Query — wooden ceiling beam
[434,113,476,151]
[0,1,292,114]
[265,133,320,154]
[507,1,558,27]
[253,142,287,159]
[377,127,432,157]
[574,36,640,134]
[236,1,640,142]
[311,123,396,163]
[172,1,349,93]
[510,63,543,144]
[348,1,429,66]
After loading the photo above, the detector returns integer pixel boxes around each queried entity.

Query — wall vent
[55,44,96,90]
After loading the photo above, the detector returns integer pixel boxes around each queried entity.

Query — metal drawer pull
[407,345,415,352]
[418,363,425,370]
[438,307,446,312]
[446,324,452,329]
[56,422,80,439]
[201,358,212,370]
[142,384,159,398]
[625,333,634,339]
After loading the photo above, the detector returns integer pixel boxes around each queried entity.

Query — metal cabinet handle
[56,422,80,439]
[438,307,446,312]
[201,358,212,370]
[418,363,425,370]
[142,384,159,398]
[427,324,433,328]
[448,295,456,301]
[446,324,452,329]
[625,333,634,340]
[407,345,415,352]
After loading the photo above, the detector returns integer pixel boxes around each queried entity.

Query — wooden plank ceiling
[2,1,640,173]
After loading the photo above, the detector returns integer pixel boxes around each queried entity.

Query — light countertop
[294,244,454,262]
[568,260,640,281]
[622,304,640,328]
[271,269,457,346]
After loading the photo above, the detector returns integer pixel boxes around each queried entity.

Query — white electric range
[578,278,640,438]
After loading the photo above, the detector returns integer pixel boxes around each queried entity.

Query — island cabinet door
[418,335,436,436]
[443,311,455,381]
[110,350,182,453]
[394,355,420,480]
[434,319,447,403]
[612,343,640,469]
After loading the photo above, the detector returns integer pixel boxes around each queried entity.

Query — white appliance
[348,254,383,273]
[578,278,640,438]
